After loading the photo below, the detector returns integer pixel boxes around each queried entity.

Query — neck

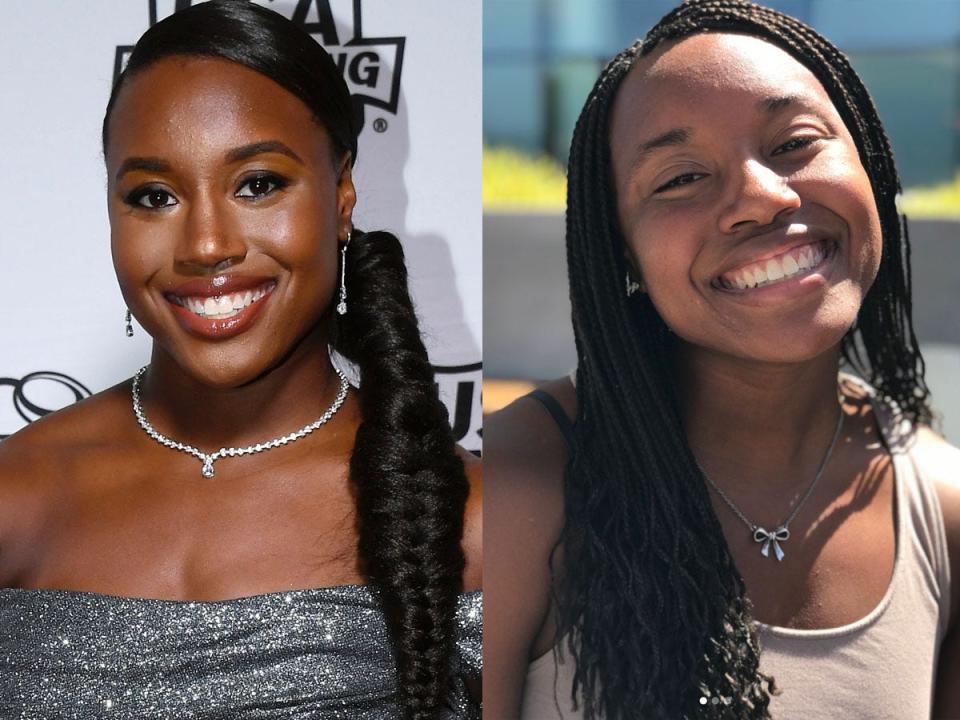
[676,342,844,496]
[138,325,345,450]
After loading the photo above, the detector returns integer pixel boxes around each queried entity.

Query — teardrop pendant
[201,457,215,478]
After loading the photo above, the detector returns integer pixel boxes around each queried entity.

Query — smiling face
[106,56,355,387]
[610,33,882,365]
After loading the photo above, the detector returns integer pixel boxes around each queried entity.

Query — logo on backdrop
[434,362,482,452]
[0,372,92,440]
[114,0,405,134]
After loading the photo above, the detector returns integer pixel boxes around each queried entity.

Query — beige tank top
[520,381,954,719]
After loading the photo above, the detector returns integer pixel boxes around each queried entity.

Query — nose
[175,191,247,273]
[717,158,801,234]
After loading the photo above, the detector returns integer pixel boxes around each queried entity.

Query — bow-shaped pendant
[753,526,790,561]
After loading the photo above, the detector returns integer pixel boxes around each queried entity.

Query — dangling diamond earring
[125,309,134,337]
[625,272,641,297]
[336,230,351,316]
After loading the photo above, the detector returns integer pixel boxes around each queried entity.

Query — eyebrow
[636,127,691,157]
[224,140,304,166]
[626,127,692,176]
[760,94,801,113]
[114,157,171,183]
[114,140,304,183]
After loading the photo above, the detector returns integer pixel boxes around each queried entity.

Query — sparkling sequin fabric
[0,585,481,719]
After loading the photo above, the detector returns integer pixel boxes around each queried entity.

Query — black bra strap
[526,389,575,448]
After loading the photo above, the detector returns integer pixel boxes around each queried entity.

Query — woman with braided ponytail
[0,2,480,718]
[488,1,959,718]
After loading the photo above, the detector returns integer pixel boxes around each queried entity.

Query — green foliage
[901,173,960,219]
[483,146,566,211]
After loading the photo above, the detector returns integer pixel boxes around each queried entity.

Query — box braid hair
[102,3,468,718]
[559,1,932,718]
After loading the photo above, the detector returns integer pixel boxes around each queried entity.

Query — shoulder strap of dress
[526,389,575,448]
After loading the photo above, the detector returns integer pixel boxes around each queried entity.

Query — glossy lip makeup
[164,274,277,340]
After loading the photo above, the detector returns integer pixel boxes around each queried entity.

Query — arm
[0,415,67,587]
[483,380,574,719]
[924,428,960,718]
[459,447,483,594]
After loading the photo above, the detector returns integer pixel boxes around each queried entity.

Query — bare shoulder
[458,447,482,592]
[0,382,131,581]
[912,426,960,624]
[484,377,577,714]
[915,425,960,512]
[485,373,577,593]
[0,379,131,457]
[486,375,576,504]
[484,375,576,554]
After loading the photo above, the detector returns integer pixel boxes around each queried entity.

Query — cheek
[625,216,710,330]
[255,194,340,310]
[625,204,702,292]
[801,152,883,285]
[110,210,173,296]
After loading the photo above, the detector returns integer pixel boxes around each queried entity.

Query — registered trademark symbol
[373,117,388,133]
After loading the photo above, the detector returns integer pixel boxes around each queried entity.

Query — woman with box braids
[561,2,931,718]
[487,1,956,719]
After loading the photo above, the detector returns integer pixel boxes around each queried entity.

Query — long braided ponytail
[102,3,469,718]
[559,1,932,718]
[333,230,468,719]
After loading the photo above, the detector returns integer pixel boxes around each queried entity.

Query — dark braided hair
[559,1,932,718]
[102,3,468,718]
[334,229,468,718]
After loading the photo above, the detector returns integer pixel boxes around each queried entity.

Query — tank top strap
[843,372,952,641]
[526,389,575,448]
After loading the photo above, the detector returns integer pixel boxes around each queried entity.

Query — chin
[728,317,854,365]
[162,344,279,390]
[188,364,264,390]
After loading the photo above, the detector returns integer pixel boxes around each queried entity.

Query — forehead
[105,55,331,167]
[611,33,839,141]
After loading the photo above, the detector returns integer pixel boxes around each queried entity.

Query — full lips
[166,282,276,340]
[714,239,836,293]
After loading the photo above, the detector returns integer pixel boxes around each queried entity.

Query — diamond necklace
[131,366,350,478]
[696,404,844,562]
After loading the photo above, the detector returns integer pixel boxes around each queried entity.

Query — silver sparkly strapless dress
[0,585,481,719]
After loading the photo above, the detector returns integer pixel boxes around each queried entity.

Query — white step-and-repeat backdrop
[0,0,482,452]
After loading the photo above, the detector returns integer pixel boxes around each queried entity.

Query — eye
[236,173,288,199]
[773,136,818,155]
[653,172,707,194]
[125,187,177,210]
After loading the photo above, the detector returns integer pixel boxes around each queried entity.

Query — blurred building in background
[484,0,960,441]
[485,0,960,187]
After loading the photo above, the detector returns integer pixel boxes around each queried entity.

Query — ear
[336,155,357,241]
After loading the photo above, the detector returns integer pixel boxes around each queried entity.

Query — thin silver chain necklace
[131,366,350,478]
[697,405,844,562]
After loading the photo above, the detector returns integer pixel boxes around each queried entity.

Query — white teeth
[722,241,830,291]
[765,258,784,282]
[176,282,273,319]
